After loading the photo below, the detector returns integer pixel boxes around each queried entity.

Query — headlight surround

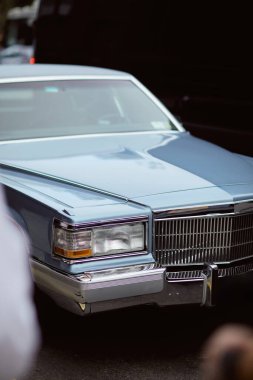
[53,221,146,260]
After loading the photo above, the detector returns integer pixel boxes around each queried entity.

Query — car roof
[0,64,131,80]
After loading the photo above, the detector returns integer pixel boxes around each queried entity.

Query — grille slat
[155,212,253,268]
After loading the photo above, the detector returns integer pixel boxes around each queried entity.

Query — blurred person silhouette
[201,324,253,380]
[0,185,40,380]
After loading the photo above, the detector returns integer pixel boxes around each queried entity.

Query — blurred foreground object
[0,185,40,380]
[0,0,39,64]
[201,324,253,380]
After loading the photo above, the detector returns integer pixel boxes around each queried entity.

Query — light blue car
[0,64,253,315]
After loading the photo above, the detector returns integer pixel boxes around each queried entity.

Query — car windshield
[0,79,178,141]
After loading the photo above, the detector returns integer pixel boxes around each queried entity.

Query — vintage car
[0,64,253,315]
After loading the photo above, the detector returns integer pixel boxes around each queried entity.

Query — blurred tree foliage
[0,0,33,34]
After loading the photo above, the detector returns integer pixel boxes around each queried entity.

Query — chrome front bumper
[30,259,253,315]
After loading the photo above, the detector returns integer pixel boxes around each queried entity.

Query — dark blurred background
[1,0,252,156]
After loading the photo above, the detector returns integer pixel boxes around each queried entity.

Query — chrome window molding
[0,75,132,83]
[0,130,182,145]
[131,77,185,132]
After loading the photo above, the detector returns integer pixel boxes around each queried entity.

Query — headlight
[53,221,146,260]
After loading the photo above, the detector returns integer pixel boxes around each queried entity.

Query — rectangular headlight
[53,221,146,260]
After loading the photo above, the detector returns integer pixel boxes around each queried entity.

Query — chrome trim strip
[131,77,185,132]
[0,130,181,145]
[235,201,253,213]
[55,215,149,230]
[155,211,235,222]
[153,200,253,218]
[57,250,149,265]
[0,75,132,83]
[74,263,162,283]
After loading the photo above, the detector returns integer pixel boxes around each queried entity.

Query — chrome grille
[155,212,253,266]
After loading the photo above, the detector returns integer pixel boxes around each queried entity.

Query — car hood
[0,132,253,199]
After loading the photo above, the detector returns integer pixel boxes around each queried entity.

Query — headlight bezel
[52,217,148,263]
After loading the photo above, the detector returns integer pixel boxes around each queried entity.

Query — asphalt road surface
[23,291,253,380]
